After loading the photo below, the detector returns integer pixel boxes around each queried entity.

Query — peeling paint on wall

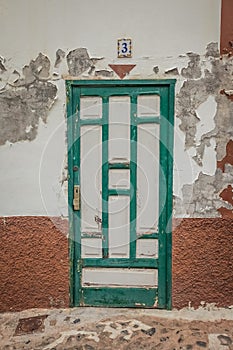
[219,185,233,218]
[205,42,220,58]
[55,49,66,68]
[217,140,233,171]
[165,67,179,75]
[181,53,201,79]
[177,47,233,164]
[182,165,233,217]
[217,140,233,218]
[95,70,114,78]
[181,138,233,217]
[175,42,233,217]
[66,48,93,76]
[66,48,105,78]
[220,88,233,101]
[0,56,6,72]
[0,53,57,145]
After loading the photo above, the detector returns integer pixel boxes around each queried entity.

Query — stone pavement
[0,306,233,349]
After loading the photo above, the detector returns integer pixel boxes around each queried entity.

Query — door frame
[66,79,176,309]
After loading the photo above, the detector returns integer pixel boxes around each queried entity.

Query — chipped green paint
[82,287,158,307]
[67,80,175,309]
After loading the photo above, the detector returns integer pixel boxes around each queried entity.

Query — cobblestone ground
[0,307,233,349]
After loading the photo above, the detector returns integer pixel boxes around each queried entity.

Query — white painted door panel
[82,268,158,287]
[80,97,102,119]
[80,125,102,233]
[137,124,160,234]
[108,96,130,163]
[109,196,130,258]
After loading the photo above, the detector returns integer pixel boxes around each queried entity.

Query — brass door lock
[73,185,80,210]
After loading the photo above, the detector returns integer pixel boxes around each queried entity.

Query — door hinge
[73,185,80,210]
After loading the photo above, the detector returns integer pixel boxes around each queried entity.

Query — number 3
[121,42,128,54]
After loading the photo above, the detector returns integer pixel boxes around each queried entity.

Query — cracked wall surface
[176,43,233,217]
[182,165,233,218]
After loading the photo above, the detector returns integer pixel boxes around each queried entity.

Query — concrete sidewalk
[0,306,233,349]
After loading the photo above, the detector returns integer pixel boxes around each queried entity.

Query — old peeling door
[66,80,175,308]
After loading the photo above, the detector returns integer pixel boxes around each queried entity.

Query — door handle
[73,185,80,210]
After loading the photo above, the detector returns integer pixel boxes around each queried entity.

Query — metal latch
[73,185,80,210]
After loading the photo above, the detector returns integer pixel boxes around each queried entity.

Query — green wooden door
[66,80,175,308]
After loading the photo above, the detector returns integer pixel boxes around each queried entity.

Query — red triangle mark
[109,64,136,79]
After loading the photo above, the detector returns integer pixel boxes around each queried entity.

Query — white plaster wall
[0,81,67,216]
[1,0,220,67]
[0,0,221,216]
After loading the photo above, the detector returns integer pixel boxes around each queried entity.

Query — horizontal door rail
[109,162,130,169]
[137,233,159,239]
[82,258,158,268]
[108,189,130,196]
[136,116,160,124]
[79,118,102,126]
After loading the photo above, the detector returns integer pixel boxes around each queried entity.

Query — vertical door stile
[66,81,75,306]
[102,96,109,258]
[130,95,137,259]
[158,87,169,308]
[166,83,175,309]
[73,87,82,304]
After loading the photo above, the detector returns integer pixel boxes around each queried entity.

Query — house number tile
[118,38,132,58]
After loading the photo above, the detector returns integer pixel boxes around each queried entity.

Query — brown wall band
[221,0,233,55]
[0,217,233,311]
